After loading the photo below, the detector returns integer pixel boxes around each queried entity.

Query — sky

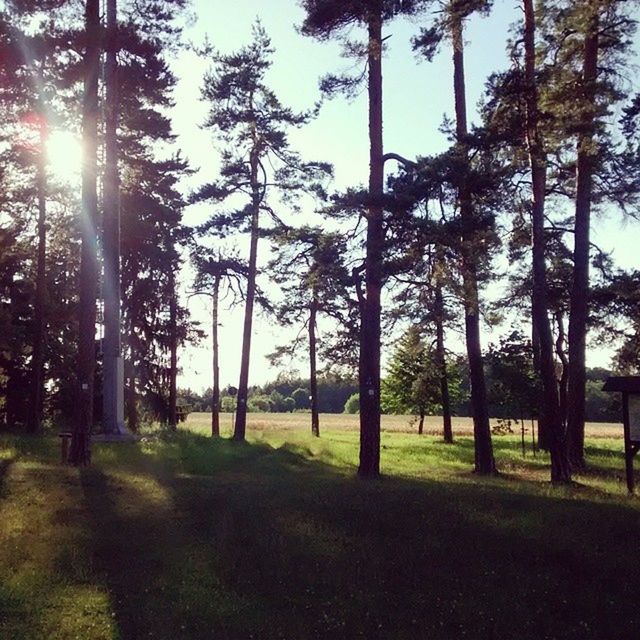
[170,0,640,393]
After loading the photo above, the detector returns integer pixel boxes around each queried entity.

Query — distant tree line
[176,359,619,424]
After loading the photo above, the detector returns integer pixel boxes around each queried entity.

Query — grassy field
[185,411,624,438]
[1,414,639,639]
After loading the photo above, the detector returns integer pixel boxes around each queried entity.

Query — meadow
[1,413,638,639]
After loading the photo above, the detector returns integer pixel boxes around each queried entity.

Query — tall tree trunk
[234,148,260,441]
[451,13,495,474]
[26,116,48,434]
[168,268,177,430]
[523,0,570,482]
[358,2,384,478]
[70,0,100,466]
[102,0,123,434]
[434,279,453,443]
[567,8,599,470]
[211,276,220,437]
[309,297,320,437]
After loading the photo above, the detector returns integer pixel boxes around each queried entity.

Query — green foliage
[344,392,359,414]
[485,331,538,419]
[220,396,235,413]
[248,395,272,413]
[292,388,310,410]
[381,327,440,418]
[268,227,353,371]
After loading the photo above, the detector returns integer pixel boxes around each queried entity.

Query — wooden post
[623,393,634,494]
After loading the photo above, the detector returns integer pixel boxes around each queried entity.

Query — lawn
[1,414,638,639]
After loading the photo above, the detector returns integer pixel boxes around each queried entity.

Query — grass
[1,413,639,639]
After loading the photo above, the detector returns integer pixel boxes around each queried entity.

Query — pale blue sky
[173,0,639,392]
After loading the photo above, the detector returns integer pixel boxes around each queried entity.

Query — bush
[220,397,235,412]
[344,393,359,414]
[292,388,310,410]
[248,395,272,412]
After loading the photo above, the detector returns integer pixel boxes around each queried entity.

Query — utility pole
[102,0,125,434]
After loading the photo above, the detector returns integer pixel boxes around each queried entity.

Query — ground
[0,413,638,639]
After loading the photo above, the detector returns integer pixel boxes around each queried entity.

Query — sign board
[603,376,640,493]
[630,395,640,443]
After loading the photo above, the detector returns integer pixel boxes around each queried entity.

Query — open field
[185,411,625,439]
[1,417,638,639]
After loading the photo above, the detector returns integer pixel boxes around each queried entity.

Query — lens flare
[46,130,82,182]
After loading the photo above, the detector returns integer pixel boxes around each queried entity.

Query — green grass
[1,415,639,639]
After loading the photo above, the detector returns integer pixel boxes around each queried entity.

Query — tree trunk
[555,310,569,429]
[451,13,495,475]
[531,313,549,449]
[567,9,599,471]
[211,276,220,437]
[434,279,453,443]
[358,2,384,478]
[70,0,100,466]
[168,268,177,430]
[102,0,123,434]
[234,148,260,441]
[125,362,138,432]
[309,297,320,437]
[523,0,570,482]
[418,410,425,435]
[26,115,48,434]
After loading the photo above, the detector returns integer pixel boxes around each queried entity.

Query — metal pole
[102,0,125,434]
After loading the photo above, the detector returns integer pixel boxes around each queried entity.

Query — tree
[412,0,497,473]
[521,0,571,481]
[447,0,495,473]
[191,248,247,436]
[268,226,349,437]
[344,393,359,414]
[535,0,639,469]
[194,22,330,441]
[0,5,67,433]
[300,0,428,477]
[69,0,100,465]
[381,327,440,434]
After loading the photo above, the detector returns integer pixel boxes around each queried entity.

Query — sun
[46,129,83,183]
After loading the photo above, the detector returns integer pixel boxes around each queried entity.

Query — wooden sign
[629,395,640,443]
[603,377,640,493]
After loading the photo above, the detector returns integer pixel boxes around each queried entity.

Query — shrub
[344,393,359,414]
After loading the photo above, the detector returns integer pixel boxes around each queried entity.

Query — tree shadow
[0,458,14,498]
[75,431,640,639]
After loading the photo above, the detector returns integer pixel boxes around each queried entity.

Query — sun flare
[46,129,83,183]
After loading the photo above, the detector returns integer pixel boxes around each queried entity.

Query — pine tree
[268,226,350,437]
[194,22,330,441]
[381,326,441,434]
[191,248,247,437]
[522,0,571,481]
[300,0,428,477]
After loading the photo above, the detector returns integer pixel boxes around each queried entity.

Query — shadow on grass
[0,458,14,497]
[73,431,640,640]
